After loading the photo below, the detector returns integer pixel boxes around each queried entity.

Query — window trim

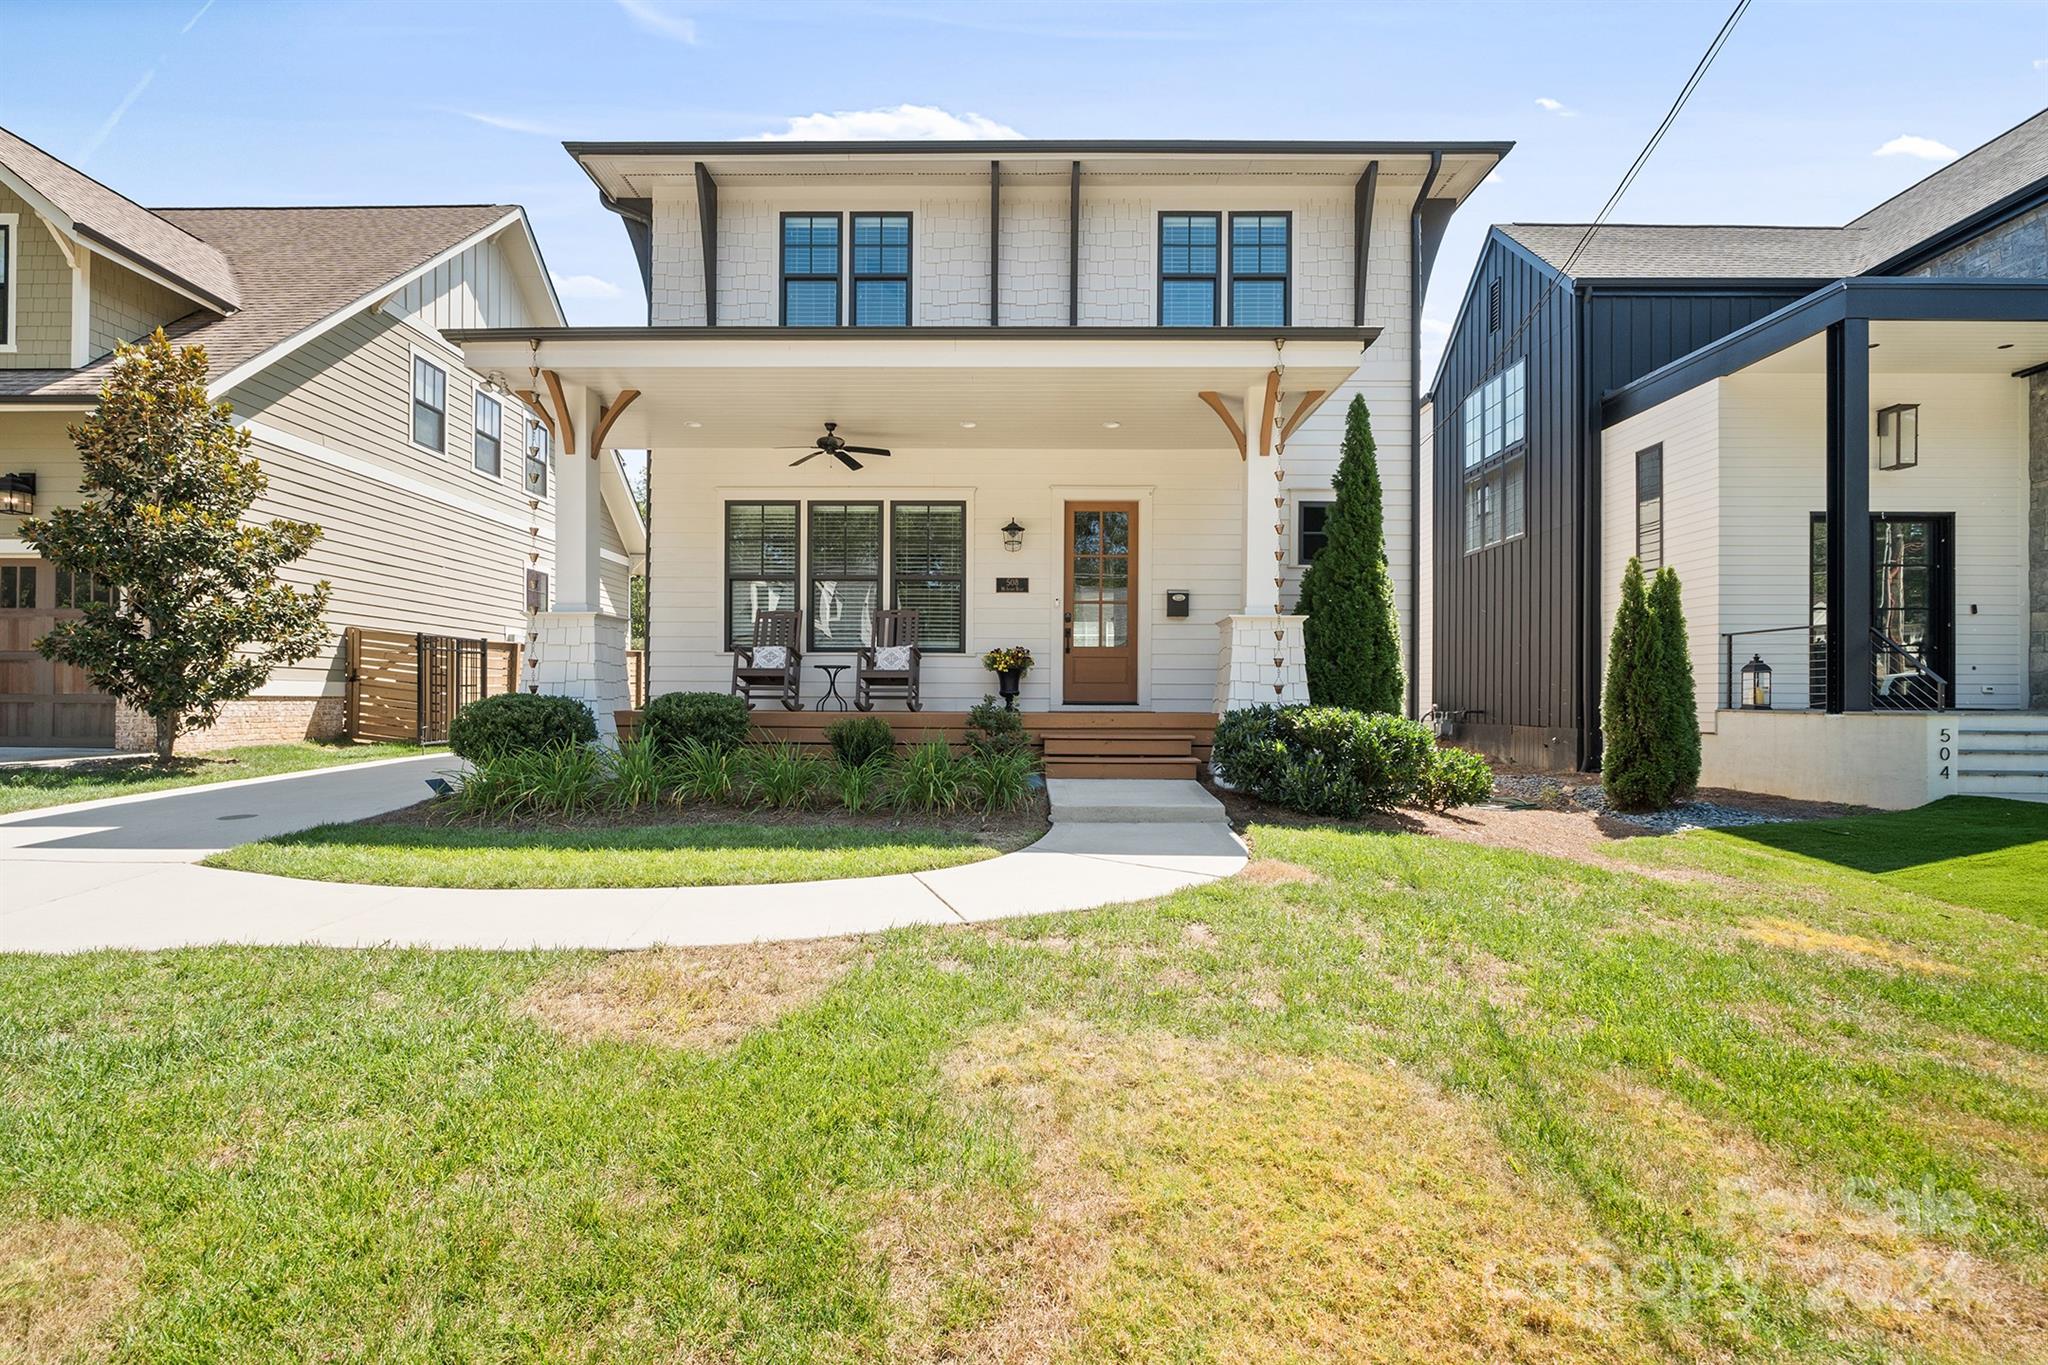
[849,211,914,328]
[1226,210,1292,327]
[1460,358,1528,555]
[472,390,504,480]
[779,211,845,327]
[889,499,968,654]
[805,500,885,653]
[1635,443,1664,569]
[1156,210,1222,328]
[724,500,802,650]
[1294,497,1333,567]
[409,348,450,454]
[0,213,16,353]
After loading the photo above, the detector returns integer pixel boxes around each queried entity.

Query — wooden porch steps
[1038,728,1201,780]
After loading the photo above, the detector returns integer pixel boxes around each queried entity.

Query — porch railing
[1718,624,1946,712]
[1721,624,1826,711]
[1870,628,1948,711]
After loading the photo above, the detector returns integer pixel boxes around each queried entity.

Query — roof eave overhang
[1601,278,2048,425]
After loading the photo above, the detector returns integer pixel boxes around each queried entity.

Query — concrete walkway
[0,758,1245,953]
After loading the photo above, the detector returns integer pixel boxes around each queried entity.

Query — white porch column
[532,381,629,742]
[1215,377,1309,713]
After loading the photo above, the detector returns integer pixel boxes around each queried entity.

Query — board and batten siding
[390,232,537,333]
[646,444,1243,712]
[1600,382,1721,731]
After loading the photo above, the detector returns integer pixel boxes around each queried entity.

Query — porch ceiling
[1740,319,2048,376]
[451,330,1372,451]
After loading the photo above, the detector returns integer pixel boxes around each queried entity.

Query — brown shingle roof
[0,125,239,309]
[0,204,518,399]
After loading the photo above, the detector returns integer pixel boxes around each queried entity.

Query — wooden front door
[1063,501,1139,704]
[0,559,115,746]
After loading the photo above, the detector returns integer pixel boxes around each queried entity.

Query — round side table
[813,663,851,711]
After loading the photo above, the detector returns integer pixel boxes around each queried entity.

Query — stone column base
[531,610,631,743]
[1215,614,1309,713]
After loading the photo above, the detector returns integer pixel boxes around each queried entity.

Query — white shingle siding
[998,186,1067,323]
[916,196,991,324]
[650,181,706,326]
[1077,194,1150,324]
[717,197,778,327]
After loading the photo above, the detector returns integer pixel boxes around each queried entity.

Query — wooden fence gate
[345,626,521,743]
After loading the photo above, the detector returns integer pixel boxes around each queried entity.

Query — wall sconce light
[1740,653,1773,710]
[1000,518,1026,554]
[0,472,34,516]
[1876,403,1918,470]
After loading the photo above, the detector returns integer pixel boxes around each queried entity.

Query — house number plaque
[995,577,1029,593]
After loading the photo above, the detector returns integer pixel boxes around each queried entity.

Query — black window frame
[805,500,884,653]
[1635,443,1664,569]
[780,211,844,327]
[1296,499,1332,565]
[524,419,550,498]
[1459,358,1528,555]
[724,501,801,650]
[0,562,35,610]
[849,211,913,327]
[0,220,11,348]
[1157,211,1222,328]
[53,566,114,610]
[1227,211,1291,327]
[411,353,448,452]
[473,390,503,477]
[889,500,967,653]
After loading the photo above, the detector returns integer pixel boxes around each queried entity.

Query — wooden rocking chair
[731,609,804,711]
[855,609,922,712]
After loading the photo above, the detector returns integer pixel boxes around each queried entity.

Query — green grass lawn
[0,741,424,815]
[202,819,1016,888]
[4,803,2045,1361]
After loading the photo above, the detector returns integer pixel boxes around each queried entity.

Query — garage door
[0,559,115,746]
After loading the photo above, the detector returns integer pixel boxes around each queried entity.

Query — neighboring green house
[0,125,644,750]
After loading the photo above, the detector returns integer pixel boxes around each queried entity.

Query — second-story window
[1158,212,1220,326]
[1229,214,1290,326]
[782,214,841,326]
[1461,359,1526,553]
[851,213,911,326]
[0,219,12,348]
[411,354,447,451]
[473,392,503,477]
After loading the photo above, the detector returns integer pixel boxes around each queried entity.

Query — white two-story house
[451,139,1506,763]
[0,125,644,751]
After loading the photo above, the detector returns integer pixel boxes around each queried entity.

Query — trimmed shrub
[1602,557,1692,811]
[1210,703,1489,818]
[964,695,1032,757]
[448,692,596,761]
[643,690,750,756]
[1648,566,1703,802]
[1297,394,1404,713]
[825,715,896,767]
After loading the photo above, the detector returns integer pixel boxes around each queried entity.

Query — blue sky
[4,0,2046,381]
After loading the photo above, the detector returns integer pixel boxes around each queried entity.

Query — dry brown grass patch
[1237,858,1323,886]
[0,1217,139,1364]
[1739,917,1968,976]
[869,1017,1655,1363]
[520,938,865,1050]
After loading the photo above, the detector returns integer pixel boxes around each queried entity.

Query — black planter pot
[996,668,1024,709]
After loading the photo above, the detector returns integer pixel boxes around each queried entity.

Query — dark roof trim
[1601,278,2048,425]
[567,139,1513,159]
[445,325,1380,344]
[1863,172,2048,276]
[1575,276,1835,293]
[1423,227,1565,399]
[73,222,236,314]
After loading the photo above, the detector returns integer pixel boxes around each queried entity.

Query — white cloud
[551,273,624,301]
[453,109,560,136]
[760,104,1024,141]
[1535,97,1576,117]
[617,0,697,43]
[2034,57,2048,69]
[1484,170,1503,185]
[1874,134,1959,161]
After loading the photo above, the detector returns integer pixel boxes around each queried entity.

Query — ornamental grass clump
[824,753,892,815]
[604,734,669,810]
[891,740,967,815]
[672,739,742,806]
[738,743,821,811]
[1210,704,1490,819]
[964,748,1035,815]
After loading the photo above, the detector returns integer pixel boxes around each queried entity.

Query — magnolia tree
[22,330,330,762]
[1297,394,1404,713]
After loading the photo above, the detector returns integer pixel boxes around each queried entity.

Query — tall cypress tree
[1601,557,1661,810]
[1648,566,1703,800]
[1298,394,1404,713]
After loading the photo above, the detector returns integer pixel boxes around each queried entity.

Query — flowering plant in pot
[981,645,1035,709]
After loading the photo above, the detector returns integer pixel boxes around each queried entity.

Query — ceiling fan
[785,422,892,471]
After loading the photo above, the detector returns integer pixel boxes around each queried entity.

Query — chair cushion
[873,644,914,671]
[751,645,789,669]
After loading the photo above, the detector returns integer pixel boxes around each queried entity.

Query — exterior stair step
[1043,735,1194,759]
[1043,756,1200,781]
[1045,777,1228,824]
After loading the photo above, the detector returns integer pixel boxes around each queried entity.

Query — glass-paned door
[1063,502,1139,704]
[1871,514,1951,708]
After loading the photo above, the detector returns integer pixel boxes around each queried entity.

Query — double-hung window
[891,502,966,652]
[0,217,12,349]
[473,392,503,477]
[1158,212,1220,326]
[1229,213,1290,326]
[1635,444,1664,569]
[524,419,550,497]
[411,355,448,451]
[1460,359,1526,553]
[54,567,114,609]
[1297,500,1332,565]
[850,213,911,326]
[806,502,883,652]
[781,214,841,326]
[725,502,800,648]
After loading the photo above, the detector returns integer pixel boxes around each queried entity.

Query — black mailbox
[1165,590,1190,619]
